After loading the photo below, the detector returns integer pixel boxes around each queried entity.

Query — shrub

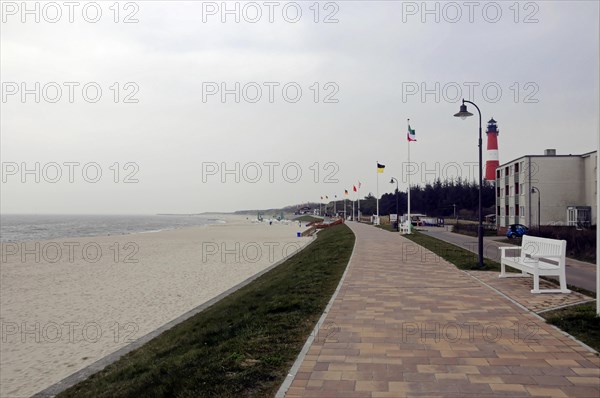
[528,226,596,263]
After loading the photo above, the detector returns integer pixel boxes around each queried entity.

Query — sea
[0,214,225,243]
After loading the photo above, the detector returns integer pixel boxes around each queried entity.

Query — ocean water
[0,214,225,242]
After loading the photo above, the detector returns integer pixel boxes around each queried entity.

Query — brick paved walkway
[282,222,599,398]
[466,271,595,314]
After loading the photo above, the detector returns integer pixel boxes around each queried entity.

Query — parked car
[506,224,529,239]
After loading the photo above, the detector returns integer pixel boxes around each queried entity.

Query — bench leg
[499,261,506,278]
[531,270,540,293]
[559,268,571,294]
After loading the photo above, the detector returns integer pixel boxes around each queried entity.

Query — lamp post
[390,177,399,231]
[531,186,541,234]
[454,99,484,269]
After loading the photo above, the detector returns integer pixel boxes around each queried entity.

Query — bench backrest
[520,235,567,263]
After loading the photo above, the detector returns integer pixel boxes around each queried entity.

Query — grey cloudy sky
[1,0,598,214]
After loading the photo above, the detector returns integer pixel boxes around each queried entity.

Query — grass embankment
[59,224,355,398]
[542,303,600,352]
[293,215,322,223]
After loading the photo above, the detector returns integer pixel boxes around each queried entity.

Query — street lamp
[531,186,541,234]
[454,99,484,269]
[390,177,399,231]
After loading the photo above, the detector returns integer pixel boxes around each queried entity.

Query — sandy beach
[0,216,311,397]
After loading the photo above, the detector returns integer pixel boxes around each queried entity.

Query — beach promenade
[282,222,600,397]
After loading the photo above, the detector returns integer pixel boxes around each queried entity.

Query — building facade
[496,149,597,232]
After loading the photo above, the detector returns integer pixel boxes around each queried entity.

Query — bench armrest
[499,246,520,256]
[530,254,564,259]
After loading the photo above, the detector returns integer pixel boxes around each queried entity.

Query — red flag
[353,185,357,192]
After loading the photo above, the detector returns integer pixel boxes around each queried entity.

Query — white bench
[498,235,570,294]
[400,222,411,234]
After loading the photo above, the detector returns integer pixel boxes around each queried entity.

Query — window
[515,183,519,195]
[497,206,501,216]
[505,185,509,196]
[505,166,509,175]
[515,206,520,216]
[505,205,509,216]
[497,187,501,197]
[496,169,501,179]
[567,206,592,227]
[514,162,519,173]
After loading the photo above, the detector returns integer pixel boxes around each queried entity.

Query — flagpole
[357,183,360,221]
[376,162,380,225]
[407,119,412,234]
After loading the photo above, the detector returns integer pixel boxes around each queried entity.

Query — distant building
[496,149,597,232]
[294,206,312,215]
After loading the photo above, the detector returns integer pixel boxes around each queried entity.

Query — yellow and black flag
[377,163,385,173]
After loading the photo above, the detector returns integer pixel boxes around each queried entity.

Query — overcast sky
[1,0,598,214]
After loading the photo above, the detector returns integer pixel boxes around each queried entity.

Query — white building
[496,149,597,232]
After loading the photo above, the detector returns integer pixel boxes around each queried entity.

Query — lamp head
[454,103,473,120]
[390,178,394,184]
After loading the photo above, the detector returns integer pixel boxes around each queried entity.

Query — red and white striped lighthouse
[485,118,500,181]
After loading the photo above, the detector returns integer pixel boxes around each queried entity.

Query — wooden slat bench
[498,235,570,294]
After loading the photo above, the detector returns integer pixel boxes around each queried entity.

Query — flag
[325,196,328,199]
[344,190,349,196]
[377,163,385,173]
[321,196,323,200]
[407,123,417,142]
[358,181,362,189]
[353,185,357,192]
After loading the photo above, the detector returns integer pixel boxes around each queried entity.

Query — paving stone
[282,223,599,397]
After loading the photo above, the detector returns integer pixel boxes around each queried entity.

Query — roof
[497,150,597,168]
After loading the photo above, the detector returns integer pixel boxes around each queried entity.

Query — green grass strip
[542,303,600,352]
[59,224,355,398]
[292,215,322,223]
[402,230,502,271]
